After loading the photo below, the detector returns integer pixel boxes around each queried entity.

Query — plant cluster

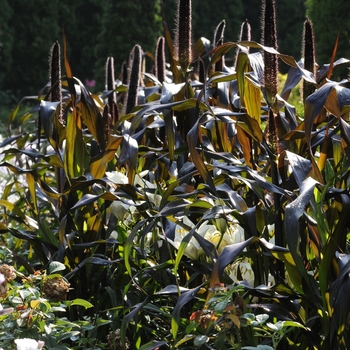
[1,0,350,349]
[0,260,104,349]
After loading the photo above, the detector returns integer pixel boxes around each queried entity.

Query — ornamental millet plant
[262,0,285,279]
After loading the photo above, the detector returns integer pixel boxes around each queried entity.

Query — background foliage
[0,0,307,106]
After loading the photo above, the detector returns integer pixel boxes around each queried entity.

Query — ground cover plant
[0,0,350,349]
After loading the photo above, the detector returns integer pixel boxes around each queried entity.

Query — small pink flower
[85,79,96,87]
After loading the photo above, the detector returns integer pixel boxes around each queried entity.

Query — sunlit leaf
[187,115,217,196]
[67,298,93,309]
[139,341,167,350]
[49,261,66,274]
[284,150,312,187]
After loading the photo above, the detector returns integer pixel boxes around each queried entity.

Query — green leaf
[174,334,196,348]
[67,298,93,309]
[124,219,149,277]
[194,335,209,346]
[49,261,66,274]
[139,341,167,350]
[0,199,25,219]
[282,320,308,330]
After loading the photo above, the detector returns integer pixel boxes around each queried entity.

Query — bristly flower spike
[105,56,118,126]
[125,44,142,114]
[174,0,193,73]
[240,19,251,42]
[235,19,252,69]
[155,36,166,83]
[302,17,316,102]
[121,60,128,85]
[261,0,278,110]
[213,19,226,72]
[48,41,63,124]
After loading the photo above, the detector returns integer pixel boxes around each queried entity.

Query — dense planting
[0,0,350,349]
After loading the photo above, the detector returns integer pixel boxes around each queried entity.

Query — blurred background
[0,0,347,122]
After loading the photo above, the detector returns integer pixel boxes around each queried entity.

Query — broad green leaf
[67,298,93,309]
[194,335,209,346]
[270,250,303,294]
[49,261,66,274]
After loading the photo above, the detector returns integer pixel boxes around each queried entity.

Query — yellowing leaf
[30,300,40,309]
